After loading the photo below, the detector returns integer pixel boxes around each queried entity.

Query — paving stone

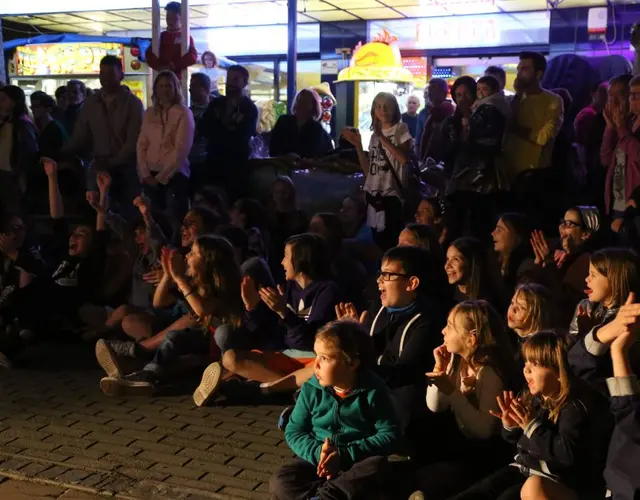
[0,479,66,499]
[89,442,141,457]
[58,489,105,499]
[18,448,73,463]
[40,425,91,438]
[0,427,52,441]
[177,448,235,464]
[207,445,261,461]
[56,446,107,460]
[114,428,166,442]
[136,450,189,467]
[63,456,120,472]
[184,424,233,439]
[228,458,282,474]
[184,460,241,478]
[38,465,72,480]
[151,463,205,480]
[55,468,93,484]
[84,431,135,447]
[19,462,54,476]
[229,432,281,447]
[237,468,272,483]
[64,413,111,425]
[218,422,266,436]
[165,475,224,493]
[11,438,60,452]
[108,419,156,432]
[76,472,114,488]
[29,415,79,427]
[161,436,212,451]
[102,453,155,470]
[217,486,270,500]
[43,435,97,450]
[246,443,293,458]
[117,466,170,482]
[257,453,292,466]
[70,422,123,435]
[130,439,183,455]
[0,457,31,472]
[137,417,188,430]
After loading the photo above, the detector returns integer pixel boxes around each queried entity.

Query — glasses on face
[377,271,409,282]
[559,219,583,229]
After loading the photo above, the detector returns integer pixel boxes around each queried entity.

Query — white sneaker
[193,362,223,407]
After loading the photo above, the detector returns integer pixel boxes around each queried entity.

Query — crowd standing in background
[1,30,640,500]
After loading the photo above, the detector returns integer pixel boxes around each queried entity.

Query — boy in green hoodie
[270,320,402,500]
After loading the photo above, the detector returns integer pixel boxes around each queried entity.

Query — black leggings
[449,466,524,500]
[270,456,389,500]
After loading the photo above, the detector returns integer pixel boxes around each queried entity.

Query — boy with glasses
[336,246,449,459]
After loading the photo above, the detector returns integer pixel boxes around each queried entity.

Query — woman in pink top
[137,70,195,237]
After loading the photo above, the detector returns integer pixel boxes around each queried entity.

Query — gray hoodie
[63,85,143,168]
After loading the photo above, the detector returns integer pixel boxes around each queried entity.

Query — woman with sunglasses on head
[530,206,601,325]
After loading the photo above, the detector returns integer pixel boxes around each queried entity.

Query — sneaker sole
[96,340,123,378]
[99,377,154,397]
[193,362,222,407]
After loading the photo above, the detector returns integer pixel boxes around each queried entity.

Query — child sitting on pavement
[269,320,402,500]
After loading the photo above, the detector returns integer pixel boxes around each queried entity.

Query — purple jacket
[601,122,640,214]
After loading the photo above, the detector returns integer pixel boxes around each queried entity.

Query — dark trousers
[367,195,404,251]
[143,173,190,243]
[449,466,524,500]
[143,327,209,379]
[270,456,388,500]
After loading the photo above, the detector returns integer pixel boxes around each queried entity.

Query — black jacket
[502,381,611,494]
[569,327,640,397]
[364,297,447,433]
[269,115,332,159]
[605,376,640,500]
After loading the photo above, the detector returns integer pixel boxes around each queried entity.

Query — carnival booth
[5,35,151,105]
[334,30,415,148]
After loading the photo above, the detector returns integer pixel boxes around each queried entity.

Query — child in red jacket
[145,1,197,81]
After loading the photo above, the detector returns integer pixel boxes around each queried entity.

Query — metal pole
[181,0,190,104]
[151,0,161,106]
[286,0,297,111]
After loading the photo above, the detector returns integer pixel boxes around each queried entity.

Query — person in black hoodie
[452,332,611,500]
[336,245,450,453]
[605,316,640,500]
[9,158,108,338]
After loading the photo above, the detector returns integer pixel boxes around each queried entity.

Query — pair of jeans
[143,173,189,242]
[270,456,389,500]
[143,327,209,379]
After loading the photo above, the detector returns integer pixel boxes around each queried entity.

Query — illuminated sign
[13,43,124,76]
[370,11,550,50]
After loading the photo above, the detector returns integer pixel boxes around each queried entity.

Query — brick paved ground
[0,345,294,499]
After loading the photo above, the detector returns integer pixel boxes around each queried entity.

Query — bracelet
[183,289,195,299]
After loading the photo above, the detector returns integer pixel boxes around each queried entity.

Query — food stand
[334,30,415,148]
[8,41,150,105]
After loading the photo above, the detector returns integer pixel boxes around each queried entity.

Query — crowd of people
[0,33,639,499]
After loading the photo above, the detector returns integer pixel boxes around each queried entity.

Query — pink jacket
[601,122,640,214]
[137,104,195,184]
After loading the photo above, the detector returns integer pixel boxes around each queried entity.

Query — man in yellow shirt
[504,52,564,181]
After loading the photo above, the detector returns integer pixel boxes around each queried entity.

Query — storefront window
[278,60,322,105]
[242,61,276,101]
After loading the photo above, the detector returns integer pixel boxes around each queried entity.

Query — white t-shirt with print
[363,122,413,199]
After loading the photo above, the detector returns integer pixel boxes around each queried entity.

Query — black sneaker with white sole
[100,370,156,397]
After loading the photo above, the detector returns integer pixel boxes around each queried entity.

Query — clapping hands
[489,391,532,430]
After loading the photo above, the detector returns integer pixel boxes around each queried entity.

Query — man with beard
[200,65,258,201]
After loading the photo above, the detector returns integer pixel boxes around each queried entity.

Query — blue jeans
[144,327,208,378]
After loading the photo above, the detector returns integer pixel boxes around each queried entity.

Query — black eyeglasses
[559,219,583,229]
[377,271,410,282]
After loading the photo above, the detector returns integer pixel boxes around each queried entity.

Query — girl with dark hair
[491,213,534,294]
[442,76,507,242]
[192,233,341,403]
[445,237,506,309]
[0,85,39,216]
[342,92,414,251]
[99,235,244,397]
[415,196,449,246]
[269,88,332,159]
